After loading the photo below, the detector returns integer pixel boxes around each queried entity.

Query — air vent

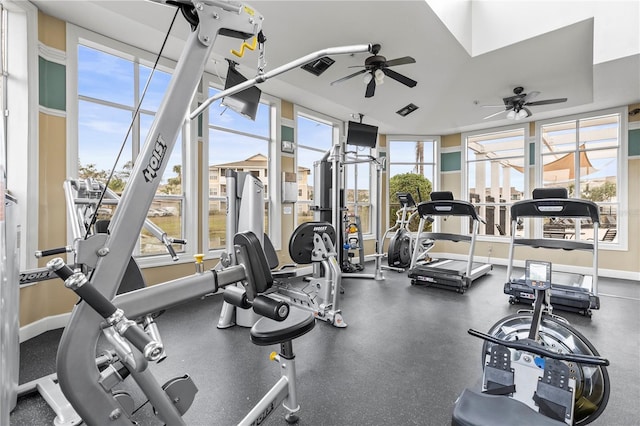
[301,56,335,76]
[396,103,419,117]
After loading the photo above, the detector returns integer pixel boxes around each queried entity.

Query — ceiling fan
[330,43,417,98]
[483,86,568,120]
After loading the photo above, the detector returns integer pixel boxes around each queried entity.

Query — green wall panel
[441,151,461,172]
[629,129,640,156]
[281,125,294,142]
[38,57,65,111]
[529,142,535,165]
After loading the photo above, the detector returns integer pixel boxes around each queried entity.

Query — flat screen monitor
[525,260,552,290]
[346,121,378,148]
[221,64,261,121]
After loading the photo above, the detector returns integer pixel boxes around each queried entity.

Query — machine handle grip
[36,246,72,258]
[165,243,179,262]
[468,329,610,366]
[47,258,117,319]
[74,284,119,319]
[47,258,75,281]
[252,296,289,322]
[170,238,187,245]
[121,323,164,362]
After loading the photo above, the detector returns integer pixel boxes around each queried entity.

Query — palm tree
[415,141,423,175]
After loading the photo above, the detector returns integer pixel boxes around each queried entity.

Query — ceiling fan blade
[483,109,509,120]
[384,56,416,67]
[330,69,367,86]
[382,68,417,88]
[482,105,508,108]
[523,107,532,117]
[523,91,540,102]
[526,98,568,106]
[365,78,376,98]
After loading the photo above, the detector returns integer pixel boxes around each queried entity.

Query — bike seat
[452,388,567,426]
[250,307,315,346]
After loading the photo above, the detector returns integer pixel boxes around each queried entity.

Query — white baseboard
[367,252,640,281]
[20,313,70,343]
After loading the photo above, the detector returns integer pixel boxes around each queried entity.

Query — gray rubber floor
[10,264,640,425]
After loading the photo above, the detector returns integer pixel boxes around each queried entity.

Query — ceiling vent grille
[396,103,419,117]
[301,56,335,76]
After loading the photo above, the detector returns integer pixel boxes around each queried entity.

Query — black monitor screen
[221,64,261,121]
[346,121,378,148]
[525,260,552,290]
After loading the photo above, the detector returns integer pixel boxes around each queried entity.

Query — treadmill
[408,191,492,293]
[503,188,600,316]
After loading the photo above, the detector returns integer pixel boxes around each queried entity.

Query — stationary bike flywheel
[388,228,412,268]
[482,313,610,425]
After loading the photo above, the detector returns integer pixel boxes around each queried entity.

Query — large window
[76,41,185,258]
[387,138,437,231]
[206,85,272,252]
[295,111,337,225]
[538,111,623,244]
[343,146,374,234]
[465,128,527,237]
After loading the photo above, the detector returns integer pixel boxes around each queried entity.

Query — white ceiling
[32,0,640,135]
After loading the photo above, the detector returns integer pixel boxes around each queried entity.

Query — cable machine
[313,118,384,280]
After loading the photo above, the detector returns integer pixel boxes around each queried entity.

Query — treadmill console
[396,192,416,208]
[525,260,552,290]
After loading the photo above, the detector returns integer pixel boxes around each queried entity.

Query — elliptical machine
[452,260,610,425]
[381,191,433,272]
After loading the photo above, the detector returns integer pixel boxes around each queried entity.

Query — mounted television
[346,121,378,148]
[221,62,261,121]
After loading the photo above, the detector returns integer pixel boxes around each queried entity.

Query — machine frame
[49,1,372,424]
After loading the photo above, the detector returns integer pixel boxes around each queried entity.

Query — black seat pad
[452,388,567,426]
[250,307,315,346]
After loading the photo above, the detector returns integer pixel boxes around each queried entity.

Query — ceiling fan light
[374,69,384,84]
[363,72,373,84]
[506,110,516,120]
[516,109,528,120]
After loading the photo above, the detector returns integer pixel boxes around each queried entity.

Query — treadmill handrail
[417,200,481,221]
[510,198,600,224]
[512,238,594,251]
[419,232,471,244]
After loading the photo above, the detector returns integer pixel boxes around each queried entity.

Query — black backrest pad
[289,221,336,264]
[262,233,280,270]
[234,231,273,294]
[533,187,568,199]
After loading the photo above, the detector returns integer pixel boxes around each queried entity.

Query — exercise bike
[452,260,610,425]
[381,191,433,272]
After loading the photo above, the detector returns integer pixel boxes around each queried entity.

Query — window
[74,36,186,260]
[205,85,272,252]
[295,111,337,225]
[538,111,623,244]
[465,128,527,237]
[387,138,437,231]
[344,147,373,234]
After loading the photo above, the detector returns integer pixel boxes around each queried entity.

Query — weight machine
[39,1,372,423]
[216,170,346,328]
[313,141,385,280]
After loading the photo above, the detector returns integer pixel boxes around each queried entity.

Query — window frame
[462,124,530,240]
[386,135,440,231]
[535,107,628,250]
[66,24,197,267]
[201,72,280,256]
[3,0,38,270]
[293,106,343,227]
